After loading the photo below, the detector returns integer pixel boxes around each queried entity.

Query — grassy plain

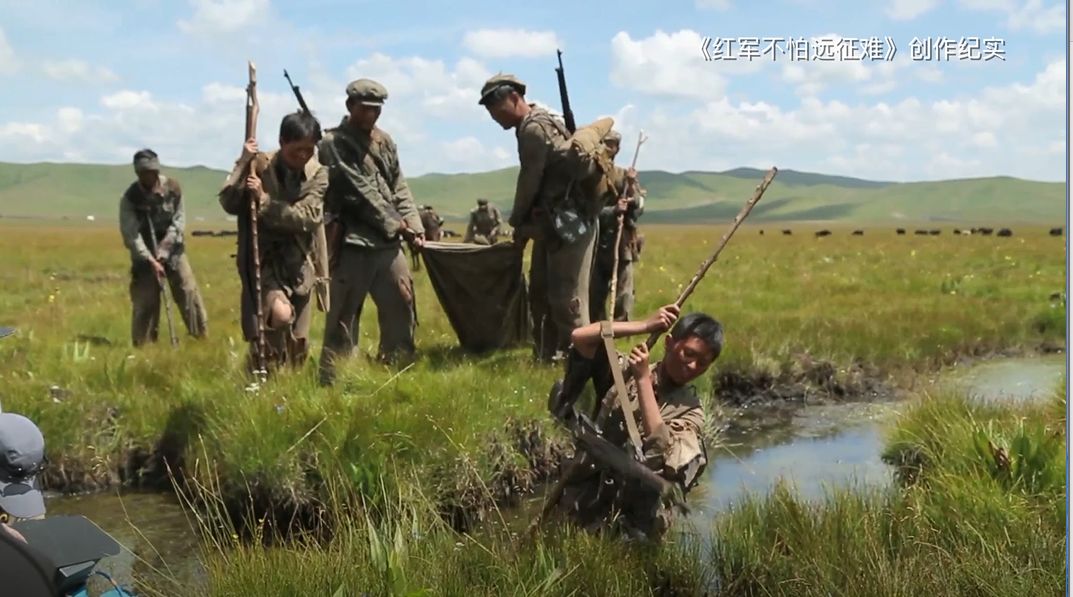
[0,222,1064,595]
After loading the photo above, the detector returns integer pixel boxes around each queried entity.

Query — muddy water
[43,491,206,594]
[687,354,1065,522]
[42,356,1066,590]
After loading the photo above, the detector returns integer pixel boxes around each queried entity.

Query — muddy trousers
[589,252,635,323]
[129,255,208,346]
[318,245,415,385]
[528,223,597,361]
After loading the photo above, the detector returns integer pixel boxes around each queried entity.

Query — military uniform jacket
[596,166,645,262]
[318,120,423,249]
[603,362,707,491]
[219,151,328,340]
[467,205,502,237]
[119,176,185,268]
[511,105,575,229]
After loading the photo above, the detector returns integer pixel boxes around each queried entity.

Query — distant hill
[0,162,1063,225]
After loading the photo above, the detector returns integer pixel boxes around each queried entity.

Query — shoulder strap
[600,321,644,459]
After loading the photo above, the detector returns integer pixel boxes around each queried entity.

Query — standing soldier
[479,73,598,361]
[119,148,208,346]
[590,130,643,322]
[420,205,445,241]
[317,78,424,386]
[463,198,503,245]
[219,111,329,373]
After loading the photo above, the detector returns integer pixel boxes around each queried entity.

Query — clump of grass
[709,387,1067,596]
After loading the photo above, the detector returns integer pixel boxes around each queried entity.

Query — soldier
[479,73,598,361]
[119,148,208,346]
[589,130,643,322]
[419,205,445,241]
[463,198,503,245]
[555,304,719,541]
[219,111,329,373]
[317,78,424,386]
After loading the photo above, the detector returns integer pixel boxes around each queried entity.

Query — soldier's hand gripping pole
[144,214,179,348]
[527,166,778,536]
[245,61,267,382]
[608,130,648,320]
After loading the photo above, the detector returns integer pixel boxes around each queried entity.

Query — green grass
[709,386,1067,597]
[0,161,1063,224]
[0,223,1064,595]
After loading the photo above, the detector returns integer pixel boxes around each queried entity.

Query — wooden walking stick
[244,61,267,381]
[607,130,647,321]
[528,166,779,535]
[144,214,179,348]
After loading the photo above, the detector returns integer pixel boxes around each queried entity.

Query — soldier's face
[604,141,620,159]
[485,95,522,129]
[280,138,317,171]
[348,103,381,131]
[136,170,159,189]
[662,335,717,386]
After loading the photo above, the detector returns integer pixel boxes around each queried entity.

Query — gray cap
[603,130,622,143]
[133,155,160,173]
[346,78,388,106]
[478,73,526,105]
[0,414,45,519]
[477,198,488,205]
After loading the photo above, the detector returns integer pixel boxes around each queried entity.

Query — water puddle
[945,354,1065,404]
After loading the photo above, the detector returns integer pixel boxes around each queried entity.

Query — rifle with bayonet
[554,49,576,134]
[244,61,268,381]
[282,69,332,312]
[529,166,779,535]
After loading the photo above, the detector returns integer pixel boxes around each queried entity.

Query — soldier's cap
[133,155,160,173]
[478,73,526,106]
[346,78,388,106]
[603,130,622,143]
[0,413,46,520]
[477,198,489,205]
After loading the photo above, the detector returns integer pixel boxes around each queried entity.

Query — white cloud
[886,0,940,19]
[345,54,491,121]
[41,60,118,83]
[177,0,269,35]
[958,0,1065,33]
[462,29,561,58]
[437,136,514,172]
[101,90,157,111]
[695,0,732,8]
[610,30,762,100]
[56,108,83,134]
[0,27,19,75]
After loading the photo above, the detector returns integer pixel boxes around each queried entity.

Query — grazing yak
[1050,227,1063,236]
[815,230,832,237]
[997,228,1013,237]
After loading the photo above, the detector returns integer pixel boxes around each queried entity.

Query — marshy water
[47,354,1065,590]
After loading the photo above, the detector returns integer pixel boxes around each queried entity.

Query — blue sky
[0,0,1065,181]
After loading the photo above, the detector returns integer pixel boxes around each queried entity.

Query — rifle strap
[600,321,644,459]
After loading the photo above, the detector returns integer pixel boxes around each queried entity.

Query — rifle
[143,213,179,348]
[245,61,267,380]
[554,49,576,134]
[608,130,648,320]
[283,69,311,115]
[528,166,779,535]
[283,69,332,313]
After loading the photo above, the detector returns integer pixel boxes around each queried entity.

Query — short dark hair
[133,148,157,163]
[279,111,322,144]
[669,312,724,359]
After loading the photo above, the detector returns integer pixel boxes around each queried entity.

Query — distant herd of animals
[758,227,1065,238]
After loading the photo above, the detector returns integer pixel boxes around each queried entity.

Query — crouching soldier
[219,111,330,373]
[551,304,720,540]
[119,149,208,346]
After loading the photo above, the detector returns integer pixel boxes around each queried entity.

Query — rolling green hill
[0,161,1063,225]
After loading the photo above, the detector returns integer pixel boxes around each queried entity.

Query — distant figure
[463,198,503,245]
[979,227,994,235]
[420,205,445,241]
[914,230,928,235]
[953,228,961,235]
[997,228,1013,237]
[815,229,831,237]
[852,230,863,236]
[119,148,208,346]
[896,228,906,235]
[929,230,941,235]
[782,229,792,235]
[1049,227,1063,236]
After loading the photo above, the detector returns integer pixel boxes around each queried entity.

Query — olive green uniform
[589,166,644,322]
[463,202,503,245]
[219,150,328,371]
[119,176,208,346]
[317,88,423,384]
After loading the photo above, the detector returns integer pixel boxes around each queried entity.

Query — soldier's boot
[548,349,596,423]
